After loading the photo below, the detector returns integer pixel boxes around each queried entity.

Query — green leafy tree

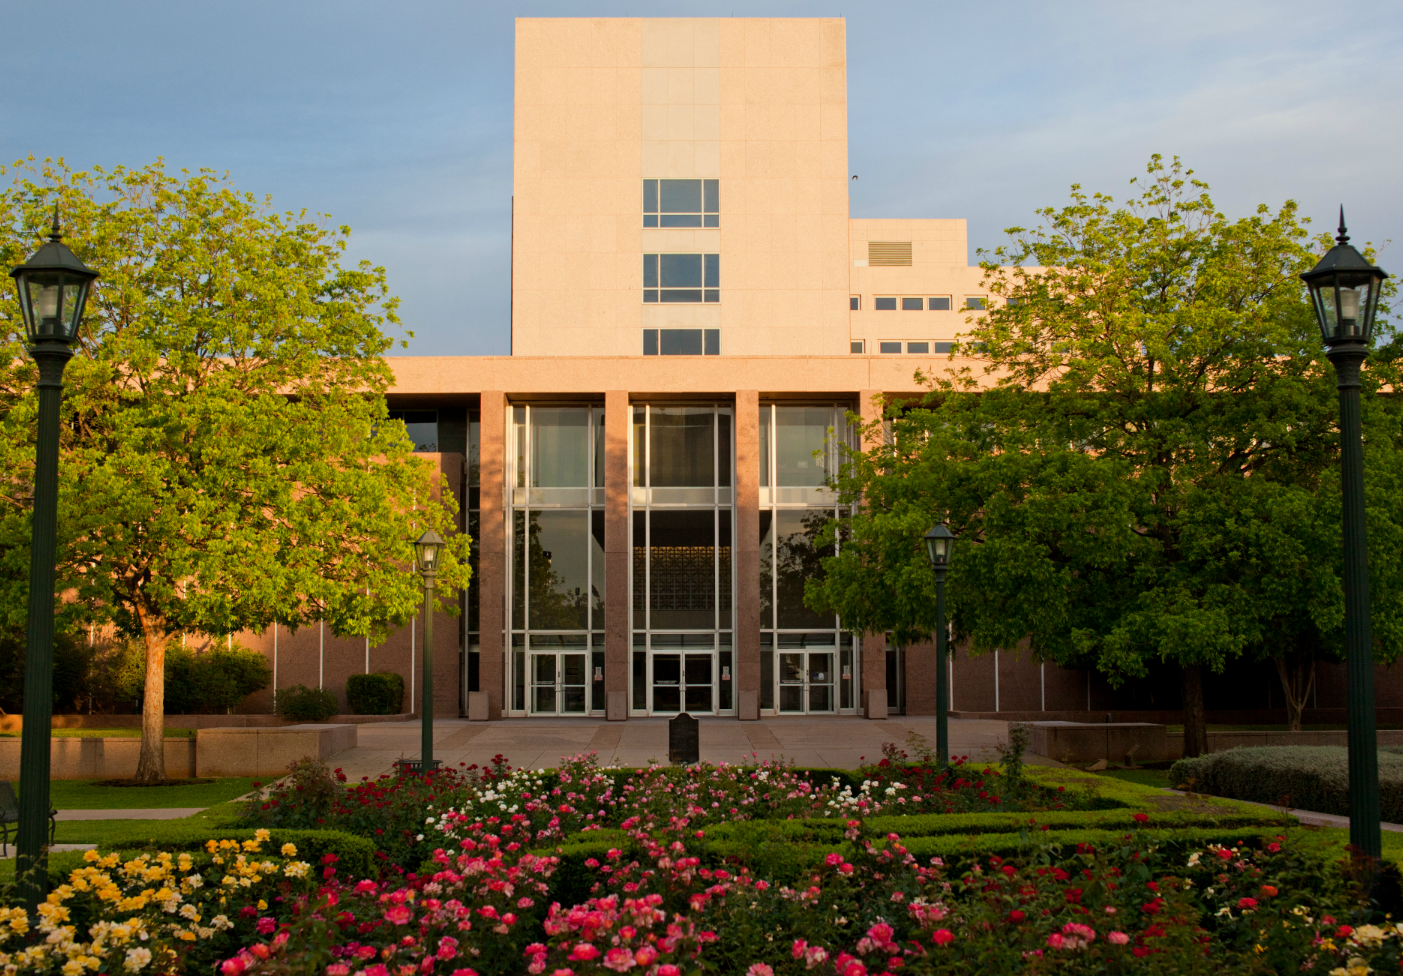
[0,159,470,780]
[809,157,1403,754]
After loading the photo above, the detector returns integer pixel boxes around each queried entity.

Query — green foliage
[274,684,339,722]
[345,670,404,715]
[1171,745,1403,822]
[808,156,1403,737]
[0,158,471,775]
[162,643,272,713]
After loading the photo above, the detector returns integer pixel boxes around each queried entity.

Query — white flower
[123,947,152,972]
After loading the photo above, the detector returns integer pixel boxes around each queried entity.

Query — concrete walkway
[55,808,206,821]
[330,716,1028,782]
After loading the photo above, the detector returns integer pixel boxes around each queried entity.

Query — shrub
[1170,745,1403,822]
[165,643,273,713]
[345,670,404,715]
[274,683,339,721]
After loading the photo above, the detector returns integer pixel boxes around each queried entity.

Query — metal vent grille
[868,241,912,266]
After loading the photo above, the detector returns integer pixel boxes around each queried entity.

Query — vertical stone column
[476,392,506,720]
[858,388,888,719]
[733,391,761,719]
[604,390,631,720]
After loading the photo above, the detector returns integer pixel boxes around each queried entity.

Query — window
[874,297,897,311]
[388,410,438,452]
[901,297,923,311]
[849,295,860,310]
[643,329,720,356]
[644,254,719,303]
[934,341,955,353]
[878,341,902,354]
[850,340,865,354]
[965,296,987,310]
[929,296,952,311]
[906,341,929,354]
[643,179,719,227]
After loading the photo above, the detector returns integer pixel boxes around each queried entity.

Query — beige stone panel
[515,142,541,181]
[819,65,846,103]
[820,177,850,217]
[720,140,746,176]
[694,67,720,104]
[693,19,720,66]
[641,141,667,176]
[605,139,641,178]
[641,228,721,251]
[641,305,723,330]
[742,20,773,68]
[793,176,823,216]
[642,104,667,141]
[819,102,847,141]
[718,19,746,68]
[819,140,848,182]
[718,100,745,142]
[665,67,695,104]
[694,104,720,142]
[666,104,695,140]
[793,102,820,142]
[666,141,695,177]
[694,141,721,177]
[642,68,668,105]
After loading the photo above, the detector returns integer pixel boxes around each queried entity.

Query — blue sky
[5,1,1400,355]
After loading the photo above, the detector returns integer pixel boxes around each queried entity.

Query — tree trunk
[1181,664,1208,758]
[134,615,167,784]
[1274,652,1315,733]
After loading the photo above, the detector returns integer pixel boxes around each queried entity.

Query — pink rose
[931,930,954,945]
[1107,932,1130,945]
[568,944,600,962]
[384,905,413,925]
[1047,934,1065,950]
[747,966,774,976]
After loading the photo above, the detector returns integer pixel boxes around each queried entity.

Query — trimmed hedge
[347,671,405,715]
[1170,746,1403,822]
[275,683,339,722]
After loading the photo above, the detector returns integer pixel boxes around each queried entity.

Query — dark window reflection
[649,510,716,630]
[774,508,835,629]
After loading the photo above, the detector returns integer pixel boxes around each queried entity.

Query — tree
[0,159,470,781]
[809,157,1403,755]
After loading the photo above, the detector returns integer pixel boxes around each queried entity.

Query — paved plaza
[328,716,1040,782]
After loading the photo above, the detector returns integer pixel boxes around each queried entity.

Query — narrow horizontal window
[933,341,954,353]
[907,341,929,354]
[643,330,659,355]
[878,341,902,354]
[874,297,897,311]
[902,297,923,311]
[643,179,719,227]
[850,340,865,354]
[965,297,987,310]
[703,329,720,355]
[850,296,860,310]
[929,296,951,311]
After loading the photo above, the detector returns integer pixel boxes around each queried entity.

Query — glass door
[777,651,835,714]
[530,653,589,715]
[650,651,716,714]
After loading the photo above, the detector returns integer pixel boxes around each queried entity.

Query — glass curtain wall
[630,404,734,715]
[507,404,607,716]
[758,403,857,715]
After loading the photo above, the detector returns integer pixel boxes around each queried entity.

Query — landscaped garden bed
[4,743,1401,975]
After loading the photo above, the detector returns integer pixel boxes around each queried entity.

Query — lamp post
[412,529,445,774]
[924,523,956,766]
[1301,210,1389,866]
[10,209,98,908]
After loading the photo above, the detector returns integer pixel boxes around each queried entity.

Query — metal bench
[0,781,57,856]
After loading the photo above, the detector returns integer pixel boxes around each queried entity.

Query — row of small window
[643,179,720,227]
[850,340,956,355]
[850,296,987,311]
[643,253,719,303]
[643,329,720,356]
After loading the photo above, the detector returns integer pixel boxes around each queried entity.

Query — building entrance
[529,652,588,715]
[650,651,715,713]
[778,650,835,713]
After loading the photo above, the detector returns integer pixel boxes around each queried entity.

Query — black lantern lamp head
[9,206,98,347]
[1301,208,1389,347]
[414,529,446,576]
[924,523,956,569]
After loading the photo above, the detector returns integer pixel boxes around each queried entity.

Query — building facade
[234,17,1403,724]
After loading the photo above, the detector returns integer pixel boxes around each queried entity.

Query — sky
[3,1,1400,356]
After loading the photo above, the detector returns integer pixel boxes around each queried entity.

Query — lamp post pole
[1301,211,1389,868]
[934,564,949,767]
[420,565,435,773]
[15,344,73,908]
[9,211,98,911]
[924,523,957,767]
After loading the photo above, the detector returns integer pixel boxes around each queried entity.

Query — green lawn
[1096,767,1174,790]
[27,778,258,810]
[0,728,196,738]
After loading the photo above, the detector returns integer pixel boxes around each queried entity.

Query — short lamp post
[1301,210,1389,866]
[10,210,98,909]
[412,529,445,775]
[924,523,956,767]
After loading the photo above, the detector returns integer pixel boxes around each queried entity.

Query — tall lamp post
[10,210,98,908]
[1301,210,1389,866]
[412,529,445,774]
[924,524,956,766]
